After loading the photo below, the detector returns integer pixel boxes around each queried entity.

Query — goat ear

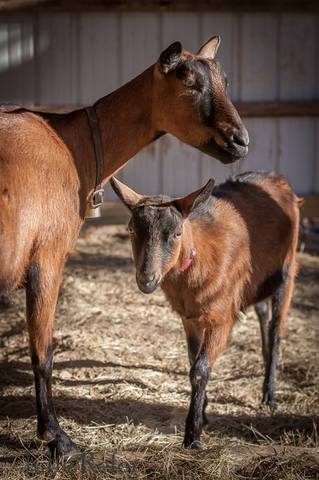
[197,36,221,59]
[173,178,215,217]
[158,41,183,74]
[110,177,142,210]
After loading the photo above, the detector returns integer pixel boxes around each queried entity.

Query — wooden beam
[0,0,319,13]
[89,196,319,227]
[23,101,319,118]
[300,195,319,218]
[235,100,319,118]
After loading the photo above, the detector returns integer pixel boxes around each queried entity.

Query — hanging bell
[85,204,102,218]
[85,187,104,219]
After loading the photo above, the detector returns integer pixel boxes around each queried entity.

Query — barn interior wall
[0,12,318,198]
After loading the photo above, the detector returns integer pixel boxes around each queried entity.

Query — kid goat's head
[153,36,249,164]
[111,177,215,294]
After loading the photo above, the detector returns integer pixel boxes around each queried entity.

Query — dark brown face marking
[177,58,248,161]
[175,58,226,128]
[154,41,249,164]
[110,177,216,294]
[129,201,183,293]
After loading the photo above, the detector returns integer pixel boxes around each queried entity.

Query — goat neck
[94,66,156,179]
[45,67,156,218]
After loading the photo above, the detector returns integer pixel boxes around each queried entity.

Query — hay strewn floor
[0,223,318,479]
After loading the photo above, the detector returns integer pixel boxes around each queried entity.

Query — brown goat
[111,171,301,448]
[0,37,248,457]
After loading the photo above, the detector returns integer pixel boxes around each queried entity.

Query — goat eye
[128,225,134,235]
[184,71,197,89]
[174,231,182,239]
[185,78,195,89]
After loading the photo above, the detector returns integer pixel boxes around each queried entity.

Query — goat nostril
[236,136,248,147]
[233,129,249,147]
[138,272,156,286]
[146,274,156,286]
[219,124,249,149]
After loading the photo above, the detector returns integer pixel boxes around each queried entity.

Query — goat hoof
[267,401,277,414]
[183,438,201,449]
[48,431,80,460]
[189,440,202,449]
[262,392,277,414]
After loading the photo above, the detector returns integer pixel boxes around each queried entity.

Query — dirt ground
[0,222,318,480]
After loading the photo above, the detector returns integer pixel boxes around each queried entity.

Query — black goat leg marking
[202,392,209,426]
[186,335,209,429]
[184,349,210,448]
[255,300,270,365]
[26,262,80,459]
[262,269,288,412]
[32,345,80,459]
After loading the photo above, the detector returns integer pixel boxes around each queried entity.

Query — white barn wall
[238,14,279,183]
[278,14,317,194]
[199,13,239,184]
[119,13,161,197]
[0,12,318,198]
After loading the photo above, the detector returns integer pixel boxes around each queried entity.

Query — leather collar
[85,106,104,208]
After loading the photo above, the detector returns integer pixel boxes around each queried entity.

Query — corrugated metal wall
[0,12,318,199]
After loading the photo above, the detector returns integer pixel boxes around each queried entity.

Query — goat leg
[262,264,294,412]
[183,317,233,448]
[26,259,80,459]
[184,347,210,448]
[255,300,270,365]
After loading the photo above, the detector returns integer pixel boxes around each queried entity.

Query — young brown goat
[111,171,301,448]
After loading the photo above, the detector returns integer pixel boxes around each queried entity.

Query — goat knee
[190,352,210,389]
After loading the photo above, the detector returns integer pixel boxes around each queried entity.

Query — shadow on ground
[1,385,317,446]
